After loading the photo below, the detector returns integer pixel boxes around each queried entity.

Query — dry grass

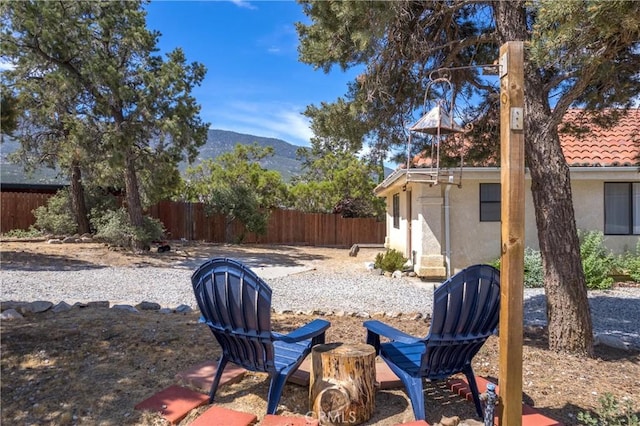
[1,242,639,425]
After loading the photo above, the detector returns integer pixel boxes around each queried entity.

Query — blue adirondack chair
[192,257,331,414]
[364,264,500,421]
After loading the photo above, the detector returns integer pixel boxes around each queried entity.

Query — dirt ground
[1,241,639,425]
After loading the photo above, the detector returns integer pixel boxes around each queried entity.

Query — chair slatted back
[192,258,275,372]
[422,264,500,378]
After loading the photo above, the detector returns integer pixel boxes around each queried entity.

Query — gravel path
[2,265,639,349]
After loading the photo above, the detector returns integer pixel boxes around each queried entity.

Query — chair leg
[402,374,426,421]
[463,365,483,418]
[266,372,289,415]
[209,355,228,404]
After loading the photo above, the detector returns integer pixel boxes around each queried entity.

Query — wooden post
[309,343,376,425]
[499,41,525,426]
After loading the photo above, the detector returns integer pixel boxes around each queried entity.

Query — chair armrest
[275,319,331,344]
[363,320,420,344]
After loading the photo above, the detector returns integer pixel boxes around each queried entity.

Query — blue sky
[145,0,360,147]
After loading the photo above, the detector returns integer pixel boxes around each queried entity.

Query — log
[309,343,376,425]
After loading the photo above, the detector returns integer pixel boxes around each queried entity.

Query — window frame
[479,183,501,222]
[392,193,400,229]
[604,182,639,235]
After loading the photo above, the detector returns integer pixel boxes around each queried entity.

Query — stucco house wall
[379,166,639,278]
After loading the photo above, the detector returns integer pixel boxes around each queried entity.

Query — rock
[594,333,631,351]
[80,237,93,243]
[52,301,73,313]
[30,301,53,313]
[355,311,371,318]
[47,239,63,244]
[87,301,110,308]
[349,244,360,257]
[408,271,417,277]
[436,415,460,426]
[62,236,79,243]
[334,310,347,317]
[175,304,193,314]
[80,233,92,238]
[392,270,403,278]
[410,312,423,321]
[136,301,161,311]
[112,304,139,313]
[158,308,173,314]
[1,301,29,312]
[364,262,375,270]
[371,268,383,275]
[1,309,24,320]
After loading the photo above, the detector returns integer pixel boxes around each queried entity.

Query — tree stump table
[309,343,376,425]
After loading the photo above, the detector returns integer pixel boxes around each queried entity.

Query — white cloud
[229,0,257,10]
[206,101,313,146]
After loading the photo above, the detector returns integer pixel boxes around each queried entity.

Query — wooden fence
[1,192,386,247]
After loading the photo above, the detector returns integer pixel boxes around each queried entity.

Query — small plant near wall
[577,393,638,426]
[374,249,408,273]
[579,230,615,290]
[490,247,544,288]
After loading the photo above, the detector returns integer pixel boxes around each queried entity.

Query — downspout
[444,183,452,278]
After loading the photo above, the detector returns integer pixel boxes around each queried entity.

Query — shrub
[32,189,77,235]
[2,227,43,239]
[489,247,544,288]
[92,208,165,249]
[374,249,408,273]
[579,230,614,290]
[616,241,640,283]
[577,393,638,426]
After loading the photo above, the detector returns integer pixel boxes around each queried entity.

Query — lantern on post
[405,76,465,187]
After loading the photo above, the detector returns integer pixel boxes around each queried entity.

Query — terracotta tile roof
[559,109,639,167]
[409,108,639,168]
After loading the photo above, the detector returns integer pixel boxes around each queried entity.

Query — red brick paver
[375,360,403,389]
[262,414,319,425]
[175,360,247,393]
[447,377,563,426]
[190,406,257,426]
[134,385,209,424]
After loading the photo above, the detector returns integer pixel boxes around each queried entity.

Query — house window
[480,183,501,222]
[392,193,400,229]
[604,182,640,235]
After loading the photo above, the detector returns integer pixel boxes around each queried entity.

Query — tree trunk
[69,160,91,235]
[124,150,146,251]
[494,1,594,357]
[309,343,376,425]
[524,92,594,357]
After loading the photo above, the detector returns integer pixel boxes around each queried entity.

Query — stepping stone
[447,377,562,426]
[175,360,246,393]
[288,357,311,386]
[262,414,319,425]
[376,360,402,389]
[134,385,209,424]
[190,406,257,426]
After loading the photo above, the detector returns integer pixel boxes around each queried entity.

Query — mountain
[1,129,392,186]
[193,129,303,181]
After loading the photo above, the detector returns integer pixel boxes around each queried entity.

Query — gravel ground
[1,265,639,349]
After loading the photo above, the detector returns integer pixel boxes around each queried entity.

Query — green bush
[616,241,640,283]
[1,227,43,238]
[32,189,77,235]
[374,249,408,273]
[490,247,544,288]
[579,230,614,290]
[577,393,638,426]
[92,208,165,249]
